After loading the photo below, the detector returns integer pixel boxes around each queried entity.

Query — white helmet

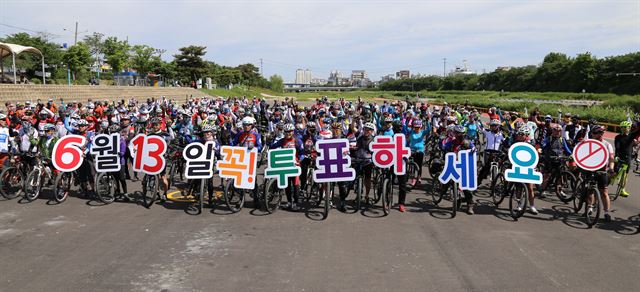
[284,123,295,132]
[241,116,256,126]
[364,122,376,132]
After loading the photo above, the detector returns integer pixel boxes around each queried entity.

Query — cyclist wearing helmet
[586,125,616,221]
[613,120,640,198]
[270,123,304,211]
[354,122,376,200]
[32,123,59,160]
[233,116,262,152]
[0,113,14,166]
[377,116,395,136]
[539,123,573,198]
[479,119,506,183]
[403,119,429,185]
[300,122,318,191]
[146,116,174,199]
[444,125,476,214]
[108,124,128,198]
[513,126,539,215]
[535,115,553,147]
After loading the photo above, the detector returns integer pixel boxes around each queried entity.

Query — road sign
[572,139,610,171]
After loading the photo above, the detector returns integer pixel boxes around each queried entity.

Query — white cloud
[1,0,637,81]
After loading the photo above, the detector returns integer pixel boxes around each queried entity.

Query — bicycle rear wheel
[509,183,528,220]
[585,188,601,228]
[53,172,73,203]
[223,179,245,213]
[141,174,159,208]
[95,172,116,204]
[0,167,24,199]
[264,179,283,214]
[24,169,42,202]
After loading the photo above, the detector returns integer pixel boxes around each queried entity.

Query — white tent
[0,42,45,84]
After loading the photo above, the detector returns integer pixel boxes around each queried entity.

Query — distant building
[496,66,512,72]
[351,70,370,87]
[396,70,410,79]
[310,78,327,86]
[328,70,349,86]
[295,69,312,84]
[380,74,395,83]
[449,60,475,76]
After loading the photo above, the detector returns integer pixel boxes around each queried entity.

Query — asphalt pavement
[1,159,639,292]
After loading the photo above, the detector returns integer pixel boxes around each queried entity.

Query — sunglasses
[592,131,604,135]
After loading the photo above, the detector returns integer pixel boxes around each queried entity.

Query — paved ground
[0,159,639,292]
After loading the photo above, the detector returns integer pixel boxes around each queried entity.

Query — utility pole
[260,58,263,77]
[443,58,447,77]
[74,21,78,45]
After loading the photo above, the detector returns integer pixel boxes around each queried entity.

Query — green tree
[173,45,208,83]
[0,32,63,81]
[103,37,130,74]
[130,44,158,77]
[83,32,104,75]
[269,74,284,92]
[62,42,92,82]
[569,52,597,92]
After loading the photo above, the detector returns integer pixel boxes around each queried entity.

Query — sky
[1,0,638,82]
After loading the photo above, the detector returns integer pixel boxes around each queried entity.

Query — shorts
[595,172,609,189]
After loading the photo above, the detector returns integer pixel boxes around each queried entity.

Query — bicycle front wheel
[264,179,283,214]
[451,184,458,218]
[555,171,577,203]
[141,175,159,208]
[406,161,420,191]
[430,179,444,205]
[354,176,363,211]
[491,173,506,206]
[0,167,24,199]
[585,187,601,228]
[95,172,116,204]
[509,183,528,220]
[24,169,42,202]
[322,182,331,219]
[223,179,245,213]
[381,178,392,215]
[53,172,73,203]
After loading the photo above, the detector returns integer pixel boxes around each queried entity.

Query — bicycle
[430,179,460,218]
[166,144,186,189]
[24,155,56,202]
[94,171,128,204]
[140,174,160,208]
[348,159,373,211]
[609,158,629,201]
[376,168,394,215]
[404,155,421,191]
[538,156,578,203]
[572,171,608,228]
[0,153,33,199]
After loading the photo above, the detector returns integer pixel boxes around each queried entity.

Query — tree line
[379,52,640,95]
[0,32,284,92]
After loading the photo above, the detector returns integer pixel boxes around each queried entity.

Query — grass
[200,87,639,123]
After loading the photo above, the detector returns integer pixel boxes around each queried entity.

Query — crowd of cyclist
[0,96,638,222]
